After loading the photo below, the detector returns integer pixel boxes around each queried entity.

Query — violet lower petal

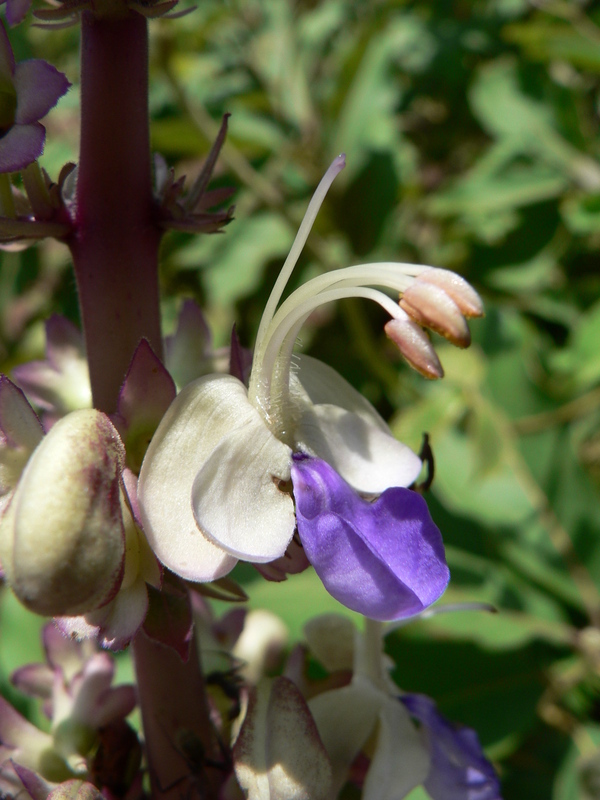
[14,60,70,124]
[0,121,43,172]
[291,454,449,620]
[4,0,32,26]
[402,694,502,800]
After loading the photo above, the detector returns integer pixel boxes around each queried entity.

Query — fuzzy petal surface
[5,0,32,26]
[139,374,286,580]
[191,415,294,562]
[0,121,44,172]
[234,677,332,800]
[291,455,449,620]
[14,60,69,124]
[295,403,421,494]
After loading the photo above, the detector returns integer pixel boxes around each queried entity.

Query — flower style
[0,22,70,173]
[138,154,483,620]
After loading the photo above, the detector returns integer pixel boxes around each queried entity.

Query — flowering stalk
[68,10,162,413]
[65,10,221,799]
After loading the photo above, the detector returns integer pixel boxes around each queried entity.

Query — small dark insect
[205,666,244,721]
[413,432,434,492]
[153,725,231,799]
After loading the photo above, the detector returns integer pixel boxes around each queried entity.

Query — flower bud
[0,409,125,616]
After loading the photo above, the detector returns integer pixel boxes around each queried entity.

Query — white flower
[138,155,482,590]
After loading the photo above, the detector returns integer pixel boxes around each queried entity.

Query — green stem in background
[68,10,163,414]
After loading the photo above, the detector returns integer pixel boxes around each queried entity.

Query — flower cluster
[233,613,502,800]
[0,623,140,799]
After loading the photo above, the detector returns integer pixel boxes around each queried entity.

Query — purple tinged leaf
[44,315,85,370]
[10,663,53,700]
[234,676,332,800]
[291,454,449,621]
[14,60,70,124]
[116,339,176,429]
[113,339,176,473]
[164,299,213,388]
[11,763,54,800]
[402,694,502,800]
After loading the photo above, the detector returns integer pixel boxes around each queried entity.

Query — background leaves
[3,1,600,797]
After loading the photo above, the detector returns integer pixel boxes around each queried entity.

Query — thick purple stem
[69,13,218,798]
[69,11,162,413]
[133,631,224,799]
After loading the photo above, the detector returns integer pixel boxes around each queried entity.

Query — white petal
[295,354,389,432]
[138,375,250,581]
[192,405,294,562]
[295,403,422,494]
[309,682,381,796]
[235,677,332,800]
[363,699,430,800]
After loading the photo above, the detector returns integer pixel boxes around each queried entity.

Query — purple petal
[5,0,32,26]
[14,60,70,124]
[402,694,502,800]
[291,454,449,620]
[0,121,43,172]
[0,22,14,80]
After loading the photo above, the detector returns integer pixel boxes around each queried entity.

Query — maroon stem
[69,13,219,798]
[133,631,224,799]
[69,10,163,414]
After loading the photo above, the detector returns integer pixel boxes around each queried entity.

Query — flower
[0,623,141,799]
[0,22,70,173]
[401,694,502,800]
[305,615,502,800]
[138,155,483,619]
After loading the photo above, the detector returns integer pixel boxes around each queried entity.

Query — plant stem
[133,631,224,799]
[68,13,219,798]
[69,10,163,414]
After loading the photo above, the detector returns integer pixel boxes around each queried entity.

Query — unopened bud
[400,282,471,348]
[385,317,444,379]
[0,409,125,616]
[417,268,484,318]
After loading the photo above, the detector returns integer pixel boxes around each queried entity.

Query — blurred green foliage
[3,0,600,797]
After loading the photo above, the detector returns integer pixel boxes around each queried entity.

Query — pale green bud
[0,409,125,616]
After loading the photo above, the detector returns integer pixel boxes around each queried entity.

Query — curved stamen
[251,285,407,423]
[253,154,346,362]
